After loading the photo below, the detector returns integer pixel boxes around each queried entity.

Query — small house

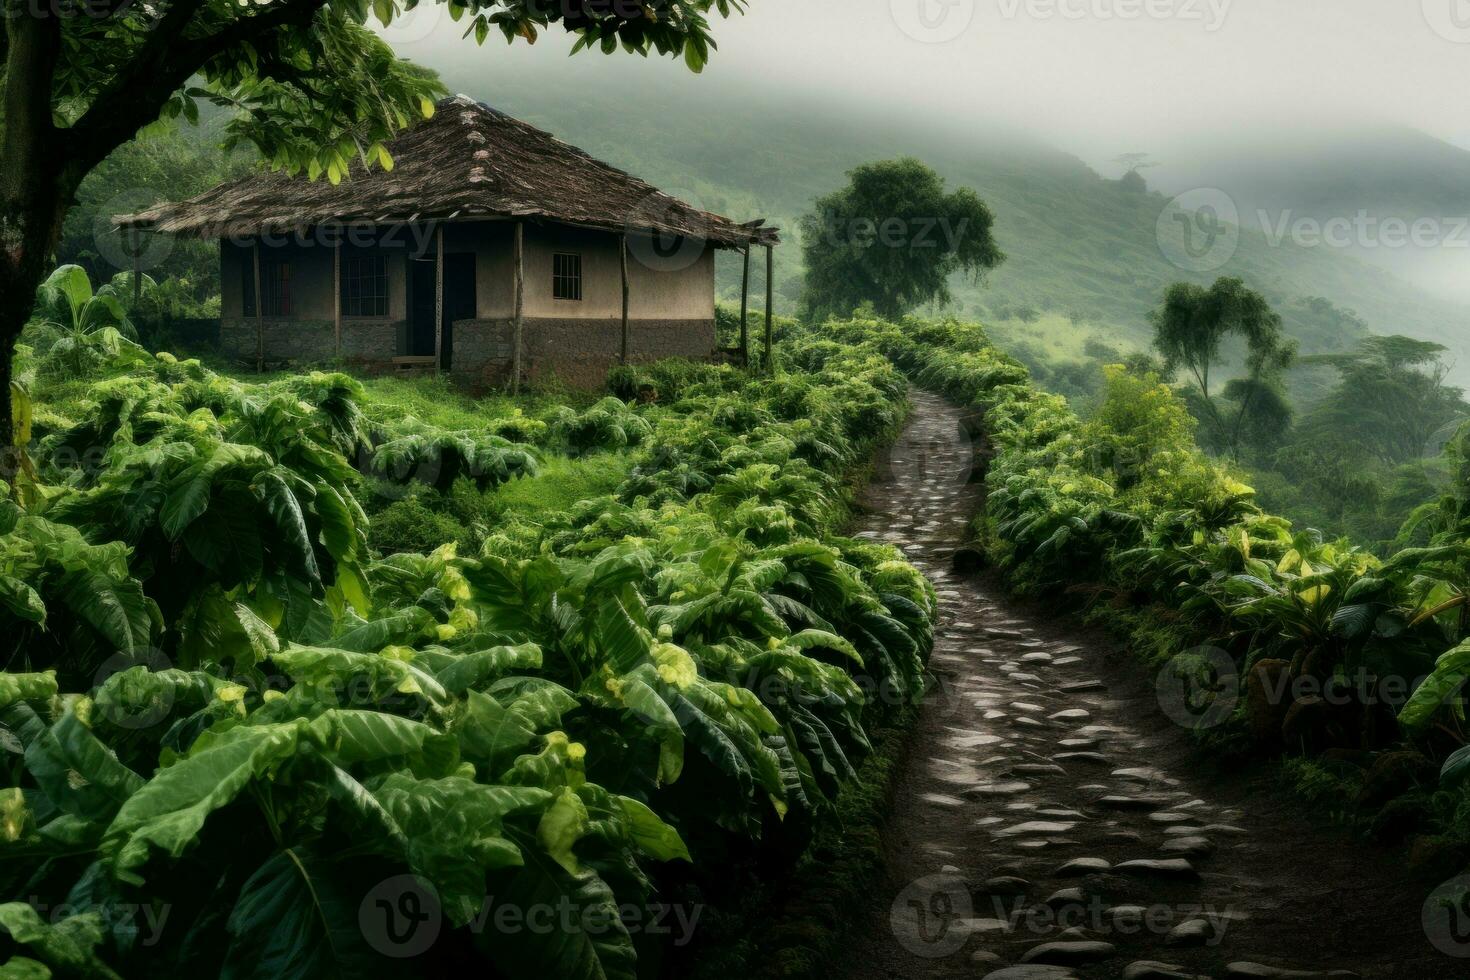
[116,95,778,387]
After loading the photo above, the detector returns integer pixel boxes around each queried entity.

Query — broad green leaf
[25,711,143,824]
[435,643,542,695]
[222,848,383,980]
[478,850,637,980]
[307,709,457,774]
[106,722,304,876]
[617,796,689,862]
[1441,744,1470,788]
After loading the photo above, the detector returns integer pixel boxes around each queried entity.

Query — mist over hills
[424,59,1470,380]
[1149,123,1470,310]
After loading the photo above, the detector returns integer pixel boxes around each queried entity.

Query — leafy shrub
[368,493,475,556]
[549,396,653,454]
[0,334,931,979]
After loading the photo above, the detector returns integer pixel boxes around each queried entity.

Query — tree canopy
[1150,276,1297,459]
[798,158,1003,321]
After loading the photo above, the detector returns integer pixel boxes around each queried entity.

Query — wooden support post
[512,221,525,395]
[764,244,775,374]
[739,246,750,366]
[252,240,264,373]
[129,229,142,311]
[333,240,342,359]
[434,225,444,376]
[619,233,630,365]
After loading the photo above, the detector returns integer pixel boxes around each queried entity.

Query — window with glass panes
[552,253,582,301]
[343,255,389,317]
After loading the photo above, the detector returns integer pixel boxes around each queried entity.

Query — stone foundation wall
[453,319,515,385]
[450,317,715,389]
[221,318,406,370]
[218,317,715,386]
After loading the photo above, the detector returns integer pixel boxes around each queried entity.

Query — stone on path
[1049,709,1092,722]
[979,875,1031,896]
[1113,858,1199,880]
[1043,886,1088,908]
[981,967,1079,980]
[1054,751,1110,765]
[1225,965,1360,979]
[1019,941,1118,965]
[1164,917,1216,947]
[994,820,1078,837]
[1060,679,1106,693]
[1161,835,1216,856]
[1149,812,1199,825]
[966,781,1035,798]
[1054,857,1111,876]
[1124,962,1208,980]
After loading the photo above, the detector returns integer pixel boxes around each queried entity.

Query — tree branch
[68,0,330,176]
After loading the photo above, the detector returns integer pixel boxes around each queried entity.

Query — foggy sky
[380,0,1470,171]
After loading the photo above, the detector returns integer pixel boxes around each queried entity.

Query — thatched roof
[116,95,778,249]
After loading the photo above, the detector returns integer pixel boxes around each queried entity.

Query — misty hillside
[1151,124,1470,309]
[434,61,1470,378]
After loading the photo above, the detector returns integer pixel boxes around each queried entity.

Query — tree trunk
[1,7,69,458]
[0,200,63,458]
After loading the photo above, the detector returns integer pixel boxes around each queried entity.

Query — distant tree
[0,0,739,454]
[1149,277,1297,459]
[799,158,1004,320]
[1293,336,1467,466]
[1113,153,1157,192]
[1113,152,1158,174]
